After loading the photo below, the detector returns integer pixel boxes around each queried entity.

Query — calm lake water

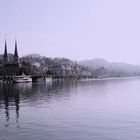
[1,78,140,140]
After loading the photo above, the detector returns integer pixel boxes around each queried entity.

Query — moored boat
[13,74,32,83]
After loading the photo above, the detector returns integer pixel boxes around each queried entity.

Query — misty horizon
[1,51,140,66]
[1,0,140,64]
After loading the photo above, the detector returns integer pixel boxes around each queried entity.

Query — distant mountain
[79,58,140,75]
[23,54,42,58]
[79,58,110,69]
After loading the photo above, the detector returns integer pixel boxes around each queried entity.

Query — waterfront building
[0,40,20,75]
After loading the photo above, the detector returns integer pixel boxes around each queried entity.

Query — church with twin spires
[0,40,20,75]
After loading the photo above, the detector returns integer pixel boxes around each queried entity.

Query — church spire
[14,39,18,57]
[14,39,19,63]
[4,39,8,57]
[3,39,8,64]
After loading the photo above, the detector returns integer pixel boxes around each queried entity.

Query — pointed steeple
[4,39,8,57]
[14,39,19,63]
[3,39,8,64]
[14,39,18,57]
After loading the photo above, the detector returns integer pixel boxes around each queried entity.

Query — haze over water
[1,78,140,140]
[1,0,140,64]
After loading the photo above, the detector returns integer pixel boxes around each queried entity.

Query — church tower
[14,40,19,63]
[3,39,8,65]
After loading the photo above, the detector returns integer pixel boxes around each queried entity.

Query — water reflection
[0,80,79,125]
[0,84,20,125]
[0,79,126,127]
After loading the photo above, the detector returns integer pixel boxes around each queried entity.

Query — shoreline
[79,76,140,81]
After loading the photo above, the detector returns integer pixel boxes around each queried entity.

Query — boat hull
[13,75,32,83]
[14,79,32,83]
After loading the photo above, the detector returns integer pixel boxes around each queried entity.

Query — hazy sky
[0,0,140,64]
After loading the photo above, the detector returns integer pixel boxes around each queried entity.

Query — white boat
[13,74,32,83]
